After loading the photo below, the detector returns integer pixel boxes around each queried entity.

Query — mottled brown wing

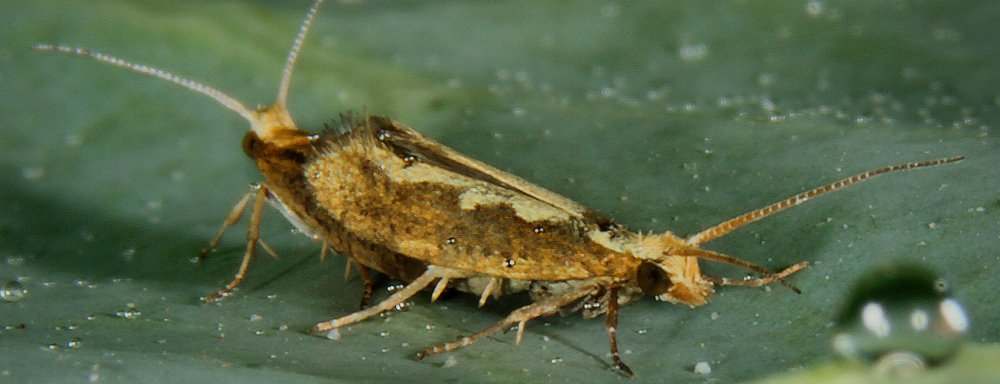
[309,114,635,280]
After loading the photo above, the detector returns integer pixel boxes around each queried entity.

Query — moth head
[636,233,714,307]
[31,0,326,150]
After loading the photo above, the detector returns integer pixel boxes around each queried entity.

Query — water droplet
[678,42,709,62]
[254,330,265,336]
[442,355,458,368]
[121,248,136,262]
[806,1,824,17]
[710,312,720,320]
[694,361,712,374]
[832,264,968,367]
[277,324,289,331]
[425,324,435,331]
[67,337,82,349]
[22,166,45,180]
[45,343,60,351]
[378,331,390,337]
[115,304,141,320]
[325,329,341,340]
[249,314,263,322]
[1,281,28,303]
[549,357,564,364]
[5,255,26,266]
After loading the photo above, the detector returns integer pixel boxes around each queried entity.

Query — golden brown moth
[35,0,964,377]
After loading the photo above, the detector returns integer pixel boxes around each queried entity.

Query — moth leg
[478,277,498,307]
[354,261,374,310]
[310,267,448,333]
[342,258,376,309]
[203,184,269,303]
[605,287,634,377]
[196,188,255,261]
[416,284,599,359]
[707,261,809,288]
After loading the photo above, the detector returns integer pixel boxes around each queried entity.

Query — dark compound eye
[636,261,672,296]
[831,264,969,374]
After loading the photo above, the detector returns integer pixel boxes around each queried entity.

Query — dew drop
[678,42,709,62]
[694,361,712,374]
[5,255,26,266]
[325,329,341,340]
[832,264,968,367]
[21,166,45,180]
[67,337,82,349]
[549,357,564,364]
[806,0,823,16]
[115,304,141,320]
[1,281,28,303]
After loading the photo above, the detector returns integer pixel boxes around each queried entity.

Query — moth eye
[637,261,673,296]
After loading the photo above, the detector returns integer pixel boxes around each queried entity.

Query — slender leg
[431,277,450,302]
[203,184,269,303]
[310,269,440,333]
[196,189,254,261]
[478,277,498,307]
[354,261,374,310]
[605,288,634,377]
[707,261,809,288]
[417,284,599,359]
[342,258,376,309]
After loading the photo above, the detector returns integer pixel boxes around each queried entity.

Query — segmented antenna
[687,156,965,245]
[31,44,255,123]
[276,0,325,108]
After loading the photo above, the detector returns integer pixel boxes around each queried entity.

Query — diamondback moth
[34,0,964,377]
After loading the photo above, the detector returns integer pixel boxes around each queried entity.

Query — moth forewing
[35,0,964,377]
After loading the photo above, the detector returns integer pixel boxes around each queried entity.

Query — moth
[36,0,963,377]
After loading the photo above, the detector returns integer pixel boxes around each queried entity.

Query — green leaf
[2,1,997,382]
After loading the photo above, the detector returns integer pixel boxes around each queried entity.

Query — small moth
[36,0,963,377]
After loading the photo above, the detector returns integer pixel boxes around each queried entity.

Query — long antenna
[32,44,256,123]
[276,0,325,108]
[686,156,964,245]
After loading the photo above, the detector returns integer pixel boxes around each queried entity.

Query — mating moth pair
[35,0,961,376]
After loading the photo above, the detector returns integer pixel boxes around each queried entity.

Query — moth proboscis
[34,0,963,377]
